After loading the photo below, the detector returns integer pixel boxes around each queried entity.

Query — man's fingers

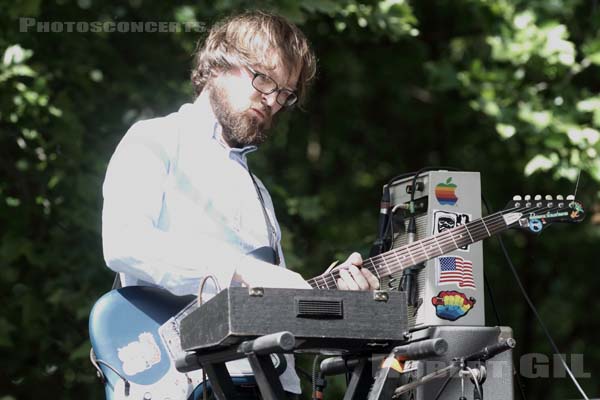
[338,268,359,290]
[347,252,363,267]
[348,265,369,291]
[331,252,376,291]
[362,268,380,290]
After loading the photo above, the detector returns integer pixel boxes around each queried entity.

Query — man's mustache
[250,104,272,119]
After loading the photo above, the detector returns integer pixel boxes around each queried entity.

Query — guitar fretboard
[306,208,516,290]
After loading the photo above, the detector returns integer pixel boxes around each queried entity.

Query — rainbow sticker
[431,290,476,321]
[435,178,458,205]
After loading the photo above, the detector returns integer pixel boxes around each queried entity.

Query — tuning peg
[513,195,522,201]
[524,195,531,201]
[566,195,575,201]
[556,195,564,200]
[545,195,553,200]
[534,195,542,201]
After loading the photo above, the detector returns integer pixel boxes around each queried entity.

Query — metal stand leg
[246,353,288,400]
[202,362,243,400]
[177,332,295,400]
[367,355,404,400]
[343,358,373,400]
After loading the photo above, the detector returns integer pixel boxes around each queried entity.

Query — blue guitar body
[89,286,254,400]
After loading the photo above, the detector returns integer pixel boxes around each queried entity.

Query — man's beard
[208,81,273,148]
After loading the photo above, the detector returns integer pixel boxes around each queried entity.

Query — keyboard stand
[343,357,374,400]
[176,331,294,400]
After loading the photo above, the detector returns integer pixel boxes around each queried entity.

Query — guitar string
[342,202,560,287]
[313,202,574,289]
[308,201,575,289]
[306,206,521,289]
[307,204,528,289]
[309,203,535,289]
[313,212,518,289]
[373,203,541,268]
[378,200,575,270]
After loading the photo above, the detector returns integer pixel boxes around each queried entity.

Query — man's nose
[261,91,279,108]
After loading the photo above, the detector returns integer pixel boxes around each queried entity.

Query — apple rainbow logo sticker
[435,178,458,205]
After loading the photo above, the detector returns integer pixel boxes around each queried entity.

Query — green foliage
[1,0,598,398]
[457,0,600,183]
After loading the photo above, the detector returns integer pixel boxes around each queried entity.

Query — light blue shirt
[102,93,287,296]
[102,93,300,393]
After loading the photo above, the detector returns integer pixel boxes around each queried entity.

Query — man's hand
[335,252,380,291]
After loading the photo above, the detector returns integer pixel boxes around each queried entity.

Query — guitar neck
[307,209,515,290]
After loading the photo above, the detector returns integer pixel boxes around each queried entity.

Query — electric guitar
[89,195,584,399]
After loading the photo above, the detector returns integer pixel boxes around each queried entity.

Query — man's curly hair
[190,10,317,106]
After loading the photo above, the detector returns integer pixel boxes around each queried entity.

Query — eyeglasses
[247,66,298,108]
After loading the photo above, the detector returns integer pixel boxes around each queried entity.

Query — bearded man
[101,10,379,398]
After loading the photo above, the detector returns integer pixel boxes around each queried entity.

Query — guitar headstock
[503,194,585,233]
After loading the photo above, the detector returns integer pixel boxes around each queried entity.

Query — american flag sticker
[436,256,476,290]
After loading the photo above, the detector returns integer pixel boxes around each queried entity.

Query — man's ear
[204,72,220,90]
[206,66,227,83]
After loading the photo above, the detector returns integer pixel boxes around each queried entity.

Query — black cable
[296,366,313,381]
[407,166,460,203]
[385,166,460,191]
[481,198,502,325]
[432,367,460,400]
[203,369,207,400]
[382,166,460,252]
[496,234,590,400]
[382,167,460,298]
[311,355,320,398]
[482,196,528,400]
[93,359,131,396]
[483,194,592,399]
[402,168,459,303]
[467,367,483,400]
[483,275,502,328]
[483,274,530,400]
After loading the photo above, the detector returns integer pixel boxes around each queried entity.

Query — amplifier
[179,287,408,353]
[382,171,485,328]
